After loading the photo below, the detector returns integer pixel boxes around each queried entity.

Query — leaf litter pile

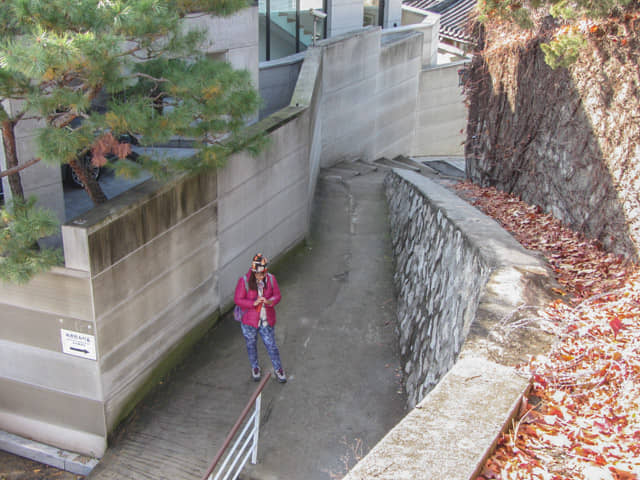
[454,182,640,480]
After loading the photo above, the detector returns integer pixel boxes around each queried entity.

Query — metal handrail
[201,372,271,480]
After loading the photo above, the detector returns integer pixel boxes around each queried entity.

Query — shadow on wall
[258,54,305,120]
[465,32,638,260]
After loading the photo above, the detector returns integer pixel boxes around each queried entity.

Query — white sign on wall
[60,329,97,360]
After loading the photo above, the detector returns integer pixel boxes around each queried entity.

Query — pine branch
[0,157,41,178]
[0,197,62,285]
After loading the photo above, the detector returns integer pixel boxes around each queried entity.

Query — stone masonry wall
[385,171,490,407]
[465,30,640,260]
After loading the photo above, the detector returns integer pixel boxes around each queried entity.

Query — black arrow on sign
[70,347,90,354]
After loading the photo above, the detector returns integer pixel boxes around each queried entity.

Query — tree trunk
[2,120,25,200]
[68,157,108,204]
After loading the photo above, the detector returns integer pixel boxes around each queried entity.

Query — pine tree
[0,55,36,200]
[0,0,262,284]
[0,0,262,204]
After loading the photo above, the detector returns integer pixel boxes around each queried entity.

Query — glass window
[363,0,383,27]
[260,0,326,61]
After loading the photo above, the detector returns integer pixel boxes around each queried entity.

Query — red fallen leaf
[609,317,623,336]
[609,467,638,480]
[532,373,548,387]
[595,453,608,466]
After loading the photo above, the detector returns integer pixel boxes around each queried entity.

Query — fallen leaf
[609,317,623,336]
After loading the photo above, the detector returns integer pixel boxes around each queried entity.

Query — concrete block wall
[395,12,440,66]
[319,29,382,165]
[186,8,260,89]
[318,26,431,166]
[0,268,105,457]
[216,110,313,304]
[384,0,403,28]
[412,60,469,156]
[374,32,423,160]
[344,169,556,479]
[328,0,364,37]
[57,172,220,454]
[289,48,324,223]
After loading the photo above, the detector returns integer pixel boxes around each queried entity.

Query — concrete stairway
[373,155,465,185]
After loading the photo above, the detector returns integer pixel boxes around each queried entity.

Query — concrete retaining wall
[0,268,103,456]
[67,173,220,437]
[216,108,313,304]
[344,169,557,479]
[318,28,425,166]
[385,171,490,408]
[412,60,469,156]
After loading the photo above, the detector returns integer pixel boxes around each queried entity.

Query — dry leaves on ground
[454,182,640,480]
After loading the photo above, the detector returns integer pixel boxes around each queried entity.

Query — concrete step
[374,157,420,172]
[354,159,379,173]
[392,155,439,178]
[416,157,465,179]
[332,159,379,176]
[319,171,358,184]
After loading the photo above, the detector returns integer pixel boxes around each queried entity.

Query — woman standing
[234,253,287,383]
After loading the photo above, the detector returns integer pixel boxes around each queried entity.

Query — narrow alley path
[87,162,407,480]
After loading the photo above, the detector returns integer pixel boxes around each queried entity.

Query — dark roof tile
[402,0,476,42]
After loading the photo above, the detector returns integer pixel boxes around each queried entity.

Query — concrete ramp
[87,163,407,480]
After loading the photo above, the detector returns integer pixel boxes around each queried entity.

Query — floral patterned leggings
[240,322,283,371]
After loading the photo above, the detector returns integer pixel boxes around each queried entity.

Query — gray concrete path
[86,163,408,480]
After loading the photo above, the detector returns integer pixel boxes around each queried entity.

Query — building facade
[260,0,403,60]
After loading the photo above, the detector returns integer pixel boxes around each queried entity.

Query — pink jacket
[234,270,281,328]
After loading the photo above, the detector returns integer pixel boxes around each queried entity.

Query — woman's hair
[248,271,258,291]
[248,270,269,291]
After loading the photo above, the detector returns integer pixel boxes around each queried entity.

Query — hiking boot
[252,366,261,382]
[275,368,287,383]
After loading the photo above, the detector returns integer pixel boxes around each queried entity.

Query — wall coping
[380,29,422,46]
[344,170,557,479]
[259,51,306,69]
[422,58,470,73]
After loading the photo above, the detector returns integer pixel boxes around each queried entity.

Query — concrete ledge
[0,430,99,476]
[344,355,529,479]
[345,170,557,479]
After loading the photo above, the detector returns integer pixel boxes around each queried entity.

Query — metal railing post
[201,373,271,480]
[251,394,261,464]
